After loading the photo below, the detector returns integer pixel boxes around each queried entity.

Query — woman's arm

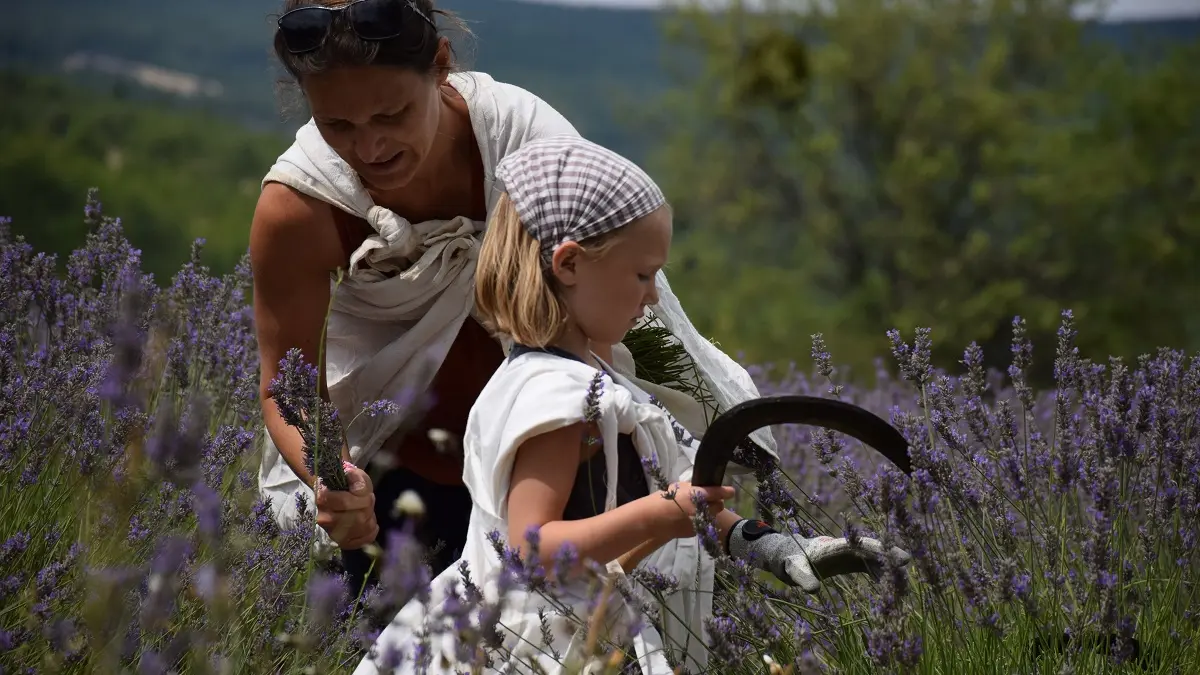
[251,183,348,479]
[250,183,378,549]
[506,422,733,575]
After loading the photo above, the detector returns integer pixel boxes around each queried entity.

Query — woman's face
[301,42,451,192]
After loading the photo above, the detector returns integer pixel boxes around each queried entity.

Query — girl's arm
[617,508,744,570]
[506,422,733,574]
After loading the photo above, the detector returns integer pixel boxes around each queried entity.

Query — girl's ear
[550,242,584,287]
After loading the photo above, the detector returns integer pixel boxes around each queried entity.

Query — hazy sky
[535,0,1200,20]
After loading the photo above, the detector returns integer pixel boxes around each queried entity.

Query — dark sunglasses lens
[349,0,408,40]
[279,9,333,53]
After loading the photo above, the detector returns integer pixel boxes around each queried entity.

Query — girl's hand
[656,481,735,539]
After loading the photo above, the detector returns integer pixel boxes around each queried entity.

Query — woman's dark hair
[271,0,473,87]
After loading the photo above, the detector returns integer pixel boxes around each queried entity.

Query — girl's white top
[354,350,717,675]
[254,71,778,555]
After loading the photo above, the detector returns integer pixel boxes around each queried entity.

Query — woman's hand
[314,465,379,550]
[656,481,735,540]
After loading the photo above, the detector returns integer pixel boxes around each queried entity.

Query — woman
[250,0,778,590]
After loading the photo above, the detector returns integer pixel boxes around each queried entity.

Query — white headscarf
[495,135,666,262]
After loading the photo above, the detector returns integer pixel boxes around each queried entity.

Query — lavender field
[1,192,1196,674]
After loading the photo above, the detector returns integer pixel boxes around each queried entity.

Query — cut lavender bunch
[267,348,349,492]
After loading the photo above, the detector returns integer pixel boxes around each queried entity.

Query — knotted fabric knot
[367,205,420,258]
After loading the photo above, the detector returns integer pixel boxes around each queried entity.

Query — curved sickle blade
[692,395,912,487]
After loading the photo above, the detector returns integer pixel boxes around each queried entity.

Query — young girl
[355,137,909,675]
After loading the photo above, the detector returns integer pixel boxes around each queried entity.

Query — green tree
[653,0,1200,378]
[0,70,291,280]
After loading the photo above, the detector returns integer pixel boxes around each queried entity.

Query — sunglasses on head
[277,0,436,55]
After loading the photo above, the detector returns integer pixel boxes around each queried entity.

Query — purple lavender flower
[4,192,1200,673]
[360,399,402,418]
[97,280,151,412]
[143,393,210,485]
[268,348,348,492]
[640,454,672,493]
[305,571,351,633]
[1,532,30,565]
[3,194,380,669]
[191,481,223,540]
[367,526,432,620]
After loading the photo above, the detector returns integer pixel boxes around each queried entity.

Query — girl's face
[550,207,673,348]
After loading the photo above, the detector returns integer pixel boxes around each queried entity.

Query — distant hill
[0,70,290,279]
[2,0,1196,162]
[0,0,670,160]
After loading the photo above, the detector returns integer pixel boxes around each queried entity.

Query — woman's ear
[434,37,452,83]
[550,242,584,287]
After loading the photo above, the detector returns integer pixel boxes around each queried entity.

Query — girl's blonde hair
[475,193,622,347]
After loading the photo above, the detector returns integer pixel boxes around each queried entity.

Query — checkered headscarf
[494,135,666,264]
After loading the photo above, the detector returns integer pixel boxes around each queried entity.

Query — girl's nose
[645,282,660,307]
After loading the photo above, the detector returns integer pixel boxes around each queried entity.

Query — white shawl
[353,351,716,675]
[254,71,779,554]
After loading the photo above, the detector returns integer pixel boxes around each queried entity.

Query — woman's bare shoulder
[250,181,344,275]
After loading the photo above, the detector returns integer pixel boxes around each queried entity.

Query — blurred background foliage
[0,71,286,279]
[1,0,1197,382]
[650,0,1200,381]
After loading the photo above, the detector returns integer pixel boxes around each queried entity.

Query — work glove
[725,518,912,593]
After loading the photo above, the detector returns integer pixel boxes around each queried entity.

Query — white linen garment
[353,350,717,675]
